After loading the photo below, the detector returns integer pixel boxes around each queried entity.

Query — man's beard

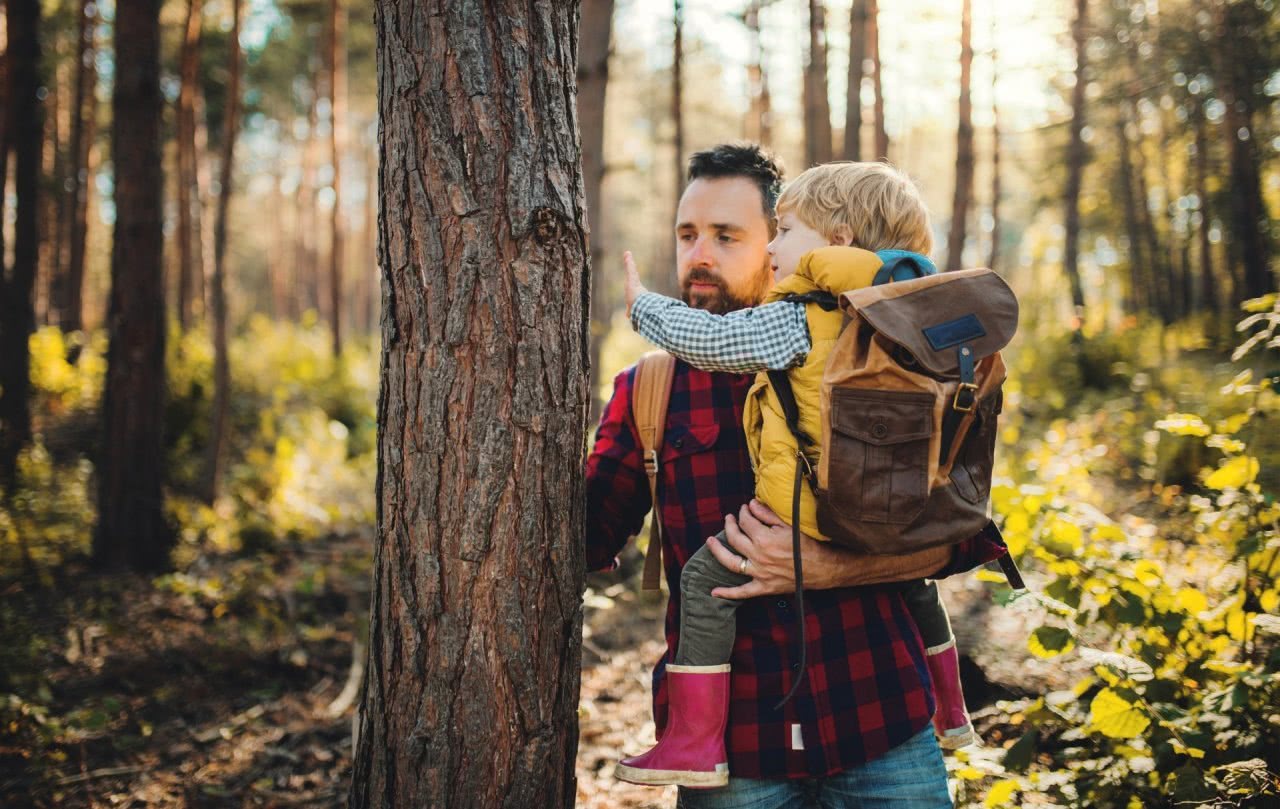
[680,263,773,315]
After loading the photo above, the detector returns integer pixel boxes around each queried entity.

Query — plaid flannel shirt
[585,360,1008,780]
[630,292,811,373]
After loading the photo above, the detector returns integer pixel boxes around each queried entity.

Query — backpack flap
[839,269,1019,379]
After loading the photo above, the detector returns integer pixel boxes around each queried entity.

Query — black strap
[766,370,817,450]
[780,290,839,311]
[774,451,809,710]
[765,369,817,710]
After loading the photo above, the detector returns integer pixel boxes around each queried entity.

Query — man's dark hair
[685,143,785,217]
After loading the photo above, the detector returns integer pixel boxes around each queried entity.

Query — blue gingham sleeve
[629,292,811,374]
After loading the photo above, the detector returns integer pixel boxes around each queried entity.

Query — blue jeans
[676,726,952,809]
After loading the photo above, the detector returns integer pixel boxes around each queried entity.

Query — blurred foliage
[947,296,1280,807]
[1,315,376,574]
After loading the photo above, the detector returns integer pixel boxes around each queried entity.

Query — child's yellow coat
[744,246,884,540]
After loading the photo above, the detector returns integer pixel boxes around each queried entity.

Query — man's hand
[707,499,953,599]
[624,251,647,317]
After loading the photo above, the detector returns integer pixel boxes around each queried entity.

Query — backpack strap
[632,351,677,591]
[765,368,817,709]
[780,290,840,311]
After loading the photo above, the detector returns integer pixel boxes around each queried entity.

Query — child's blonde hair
[776,161,933,256]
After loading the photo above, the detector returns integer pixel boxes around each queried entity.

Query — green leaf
[1089,687,1150,738]
[1001,729,1038,772]
[1028,626,1075,659]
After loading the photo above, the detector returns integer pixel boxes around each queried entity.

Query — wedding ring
[738,558,750,576]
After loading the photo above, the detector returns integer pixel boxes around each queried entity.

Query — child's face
[767,212,834,281]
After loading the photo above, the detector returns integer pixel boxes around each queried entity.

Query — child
[615,162,975,789]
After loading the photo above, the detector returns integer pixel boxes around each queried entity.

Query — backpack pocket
[949,390,1001,504]
[826,388,935,525]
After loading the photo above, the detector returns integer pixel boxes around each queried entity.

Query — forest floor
[0,532,1064,808]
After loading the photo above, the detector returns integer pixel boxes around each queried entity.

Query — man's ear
[829,226,853,246]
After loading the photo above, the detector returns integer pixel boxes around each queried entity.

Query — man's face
[675,177,773,314]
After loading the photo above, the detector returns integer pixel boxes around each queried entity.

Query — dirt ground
[0,535,1056,808]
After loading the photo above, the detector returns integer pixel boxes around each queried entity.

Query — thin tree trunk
[62,0,96,336]
[297,73,320,316]
[945,0,974,273]
[987,42,1001,272]
[1115,116,1147,314]
[578,0,613,427]
[176,0,203,330]
[1214,0,1272,302]
[843,0,866,161]
[868,0,888,161]
[673,0,684,205]
[202,0,241,504]
[194,82,213,320]
[94,0,170,571]
[803,0,832,167]
[1193,107,1217,314]
[328,0,346,357]
[0,0,40,490]
[45,43,64,327]
[1061,0,1088,318]
[350,1,589,805]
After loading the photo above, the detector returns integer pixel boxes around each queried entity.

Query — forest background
[0,0,1278,806]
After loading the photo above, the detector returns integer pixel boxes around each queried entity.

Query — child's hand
[624,251,647,317]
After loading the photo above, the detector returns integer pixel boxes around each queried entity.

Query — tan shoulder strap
[631,350,676,591]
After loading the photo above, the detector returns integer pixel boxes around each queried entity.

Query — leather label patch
[923,314,986,351]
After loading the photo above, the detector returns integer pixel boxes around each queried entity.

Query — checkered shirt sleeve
[630,292,811,373]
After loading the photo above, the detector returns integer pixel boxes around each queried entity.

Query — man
[585,143,1007,807]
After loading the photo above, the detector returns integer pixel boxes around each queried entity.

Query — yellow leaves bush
[1089,688,1150,739]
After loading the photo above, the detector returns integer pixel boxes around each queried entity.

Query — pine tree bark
[673,0,684,205]
[0,0,41,490]
[987,42,1001,272]
[868,0,888,160]
[843,0,866,161]
[578,0,613,426]
[61,0,96,336]
[349,2,589,806]
[1061,0,1088,317]
[327,0,346,357]
[201,0,241,504]
[803,0,832,167]
[1114,115,1147,314]
[945,0,974,273]
[1213,0,1273,302]
[94,0,171,571]
[1193,107,1217,314]
[176,0,204,330]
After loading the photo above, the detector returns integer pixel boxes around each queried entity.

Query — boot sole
[614,761,729,788]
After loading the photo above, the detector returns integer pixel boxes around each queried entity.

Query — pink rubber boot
[927,641,977,749]
[614,664,730,788]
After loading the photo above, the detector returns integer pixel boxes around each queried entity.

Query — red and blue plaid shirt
[585,359,1008,780]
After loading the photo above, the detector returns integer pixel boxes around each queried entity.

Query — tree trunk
[202,0,241,504]
[868,0,888,161]
[94,0,171,571]
[61,0,96,336]
[803,0,832,167]
[350,2,589,805]
[1114,116,1147,314]
[945,0,973,273]
[843,0,866,161]
[296,71,320,317]
[987,42,1000,272]
[1061,0,1088,317]
[176,0,203,330]
[1214,0,1273,302]
[578,0,613,427]
[45,42,65,327]
[1193,107,1217,314]
[0,0,41,491]
[673,0,684,205]
[328,0,346,357]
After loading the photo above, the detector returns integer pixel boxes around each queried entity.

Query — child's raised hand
[623,251,647,317]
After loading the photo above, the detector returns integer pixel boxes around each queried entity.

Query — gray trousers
[674,532,955,666]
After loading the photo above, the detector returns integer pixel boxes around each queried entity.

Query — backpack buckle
[953,382,979,413]
[643,449,659,477]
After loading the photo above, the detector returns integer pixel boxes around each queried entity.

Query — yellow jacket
[744,246,886,539]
